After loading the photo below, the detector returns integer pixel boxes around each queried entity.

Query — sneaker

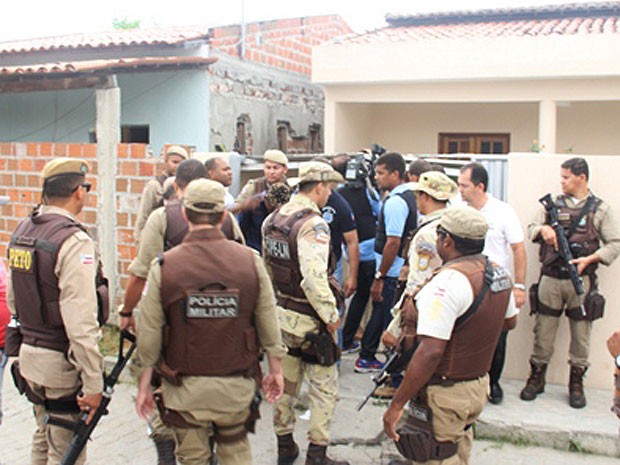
[371,384,396,399]
[342,341,360,355]
[354,357,384,373]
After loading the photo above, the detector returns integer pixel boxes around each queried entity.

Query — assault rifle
[46,330,137,465]
[539,194,586,317]
[357,344,416,411]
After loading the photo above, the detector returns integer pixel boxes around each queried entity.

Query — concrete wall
[117,70,211,152]
[505,153,620,390]
[0,70,211,154]
[323,100,620,156]
[209,55,324,155]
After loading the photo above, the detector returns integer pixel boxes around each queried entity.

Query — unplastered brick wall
[210,15,353,75]
[0,142,164,301]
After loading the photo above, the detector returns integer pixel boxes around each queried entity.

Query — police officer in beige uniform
[233,149,288,252]
[7,158,107,465]
[383,207,517,465]
[521,157,620,408]
[262,162,350,465]
[121,159,243,463]
[135,179,286,465]
[135,145,188,242]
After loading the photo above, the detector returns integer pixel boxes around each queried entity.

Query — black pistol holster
[395,399,457,462]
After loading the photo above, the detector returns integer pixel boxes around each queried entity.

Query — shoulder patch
[416,239,436,255]
[490,266,512,293]
[313,223,330,244]
[417,253,431,271]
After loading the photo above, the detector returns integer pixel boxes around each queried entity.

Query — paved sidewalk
[1,352,618,464]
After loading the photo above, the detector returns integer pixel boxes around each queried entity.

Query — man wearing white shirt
[458,162,526,404]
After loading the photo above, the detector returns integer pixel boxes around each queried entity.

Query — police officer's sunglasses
[436,225,450,237]
[72,182,92,193]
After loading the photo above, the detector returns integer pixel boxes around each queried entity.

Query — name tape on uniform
[264,237,291,260]
[186,291,239,318]
[491,266,512,293]
[8,246,34,273]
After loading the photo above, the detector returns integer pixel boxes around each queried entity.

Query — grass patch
[98,324,120,357]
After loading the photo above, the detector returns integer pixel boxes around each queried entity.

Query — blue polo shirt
[375,183,411,278]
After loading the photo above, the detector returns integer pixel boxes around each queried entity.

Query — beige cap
[289,161,345,187]
[408,171,458,201]
[264,149,288,166]
[166,145,189,159]
[41,157,89,180]
[440,206,488,240]
[183,179,226,214]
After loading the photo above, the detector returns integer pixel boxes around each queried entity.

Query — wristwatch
[374,271,385,280]
[615,354,620,369]
[513,283,526,291]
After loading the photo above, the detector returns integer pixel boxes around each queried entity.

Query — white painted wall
[506,153,620,390]
[323,101,620,156]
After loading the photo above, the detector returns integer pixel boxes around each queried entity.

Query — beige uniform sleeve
[56,231,104,395]
[128,208,166,278]
[594,201,620,265]
[229,211,246,245]
[405,227,440,295]
[527,206,547,243]
[297,216,338,325]
[252,253,287,358]
[135,180,163,242]
[137,261,164,368]
[235,179,256,205]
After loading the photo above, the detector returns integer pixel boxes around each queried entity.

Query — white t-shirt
[480,194,524,272]
[416,268,518,340]
[224,191,235,209]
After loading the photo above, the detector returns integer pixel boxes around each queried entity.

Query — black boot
[520,362,547,401]
[153,437,176,465]
[569,366,587,409]
[305,443,350,465]
[277,434,299,465]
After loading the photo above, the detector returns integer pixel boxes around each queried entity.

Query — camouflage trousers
[273,335,339,446]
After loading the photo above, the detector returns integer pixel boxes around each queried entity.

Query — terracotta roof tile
[339,2,620,45]
[0,56,217,77]
[0,27,211,54]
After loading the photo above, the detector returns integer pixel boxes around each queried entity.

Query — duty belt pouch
[4,318,23,357]
[156,360,183,387]
[155,393,200,429]
[395,401,457,462]
[10,361,44,405]
[528,283,540,316]
[584,289,605,321]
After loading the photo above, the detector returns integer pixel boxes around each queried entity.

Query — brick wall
[0,141,163,301]
[210,15,353,75]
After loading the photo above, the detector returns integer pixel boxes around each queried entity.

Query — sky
[1,0,601,41]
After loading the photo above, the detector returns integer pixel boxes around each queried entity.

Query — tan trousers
[414,376,489,465]
[29,382,85,465]
[173,409,251,465]
[273,337,339,445]
[532,275,592,367]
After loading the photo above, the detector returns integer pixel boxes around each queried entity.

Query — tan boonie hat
[440,206,488,240]
[264,149,288,166]
[289,161,345,187]
[166,145,189,159]
[408,171,458,201]
[41,157,89,180]
[183,179,226,214]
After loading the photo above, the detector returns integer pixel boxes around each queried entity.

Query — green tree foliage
[113,17,141,30]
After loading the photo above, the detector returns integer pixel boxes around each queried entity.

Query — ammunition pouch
[11,361,80,413]
[395,401,457,462]
[566,289,605,321]
[4,321,22,357]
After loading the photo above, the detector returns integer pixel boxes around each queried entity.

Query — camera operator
[333,153,382,353]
